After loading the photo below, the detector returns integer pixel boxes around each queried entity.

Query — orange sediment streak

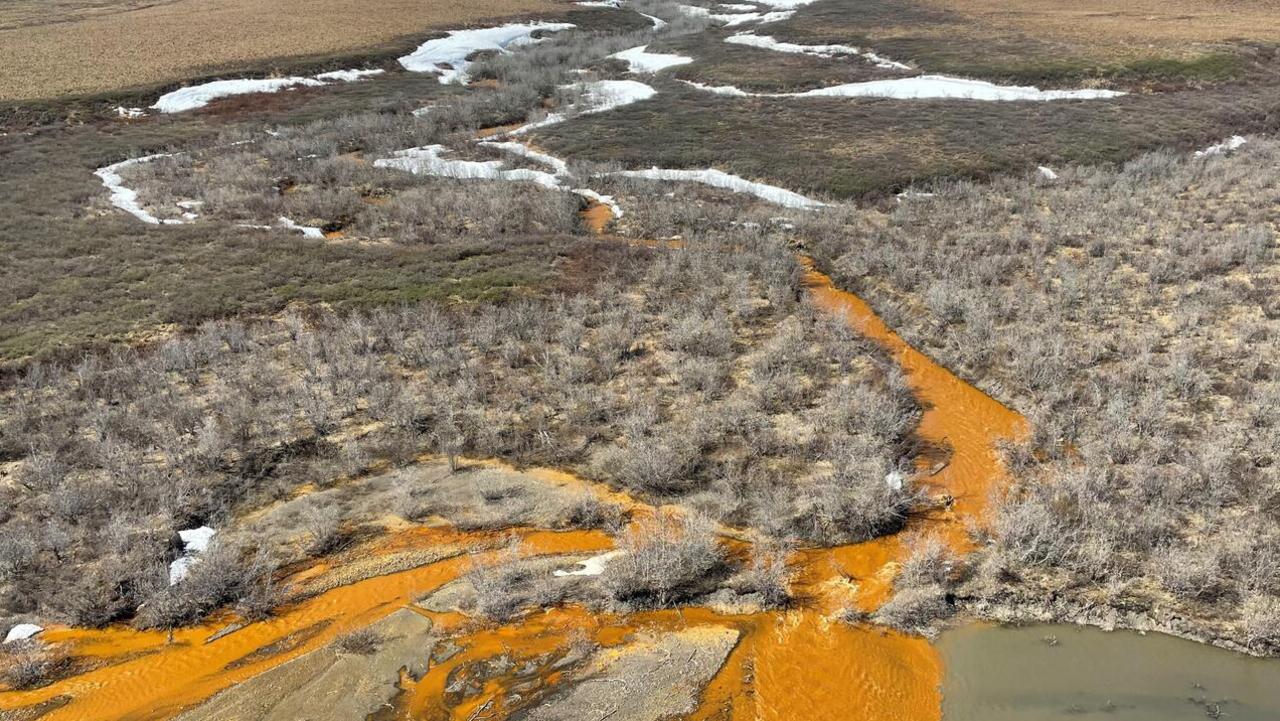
[801,259,1028,550]
[0,529,612,721]
[580,200,614,234]
[679,260,1027,721]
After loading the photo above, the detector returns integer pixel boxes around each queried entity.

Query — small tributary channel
[939,623,1280,720]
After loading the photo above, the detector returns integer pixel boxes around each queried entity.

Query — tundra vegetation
[807,139,1280,652]
[3,0,1280,698]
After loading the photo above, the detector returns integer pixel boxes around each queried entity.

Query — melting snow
[398,22,576,83]
[725,32,911,69]
[314,69,386,82]
[606,167,825,209]
[638,12,668,28]
[152,68,382,113]
[116,106,146,119]
[1195,135,1247,157]
[678,4,795,25]
[375,145,564,189]
[554,550,624,576]
[508,79,657,135]
[169,526,216,585]
[3,624,43,644]
[573,188,625,218]
[684,74,1124,101]
[95,154,186,225]
[611,45,694,73]
[480,140,570,175]
[278,216,325,238]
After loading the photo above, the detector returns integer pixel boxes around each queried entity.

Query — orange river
[0,256,1025,721]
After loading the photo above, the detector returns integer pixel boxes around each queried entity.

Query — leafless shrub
[731,540,794,609]
[333,628,382,655]
[0,642,72,691]
[604,510,725,608]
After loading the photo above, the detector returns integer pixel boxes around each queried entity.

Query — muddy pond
[939,623,1280,720]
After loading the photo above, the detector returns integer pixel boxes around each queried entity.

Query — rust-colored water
[801,260,1028,551]
[579,200,613,234]
[0,529,611,721]
[669,260,1026,721]
[1,257,1025,721]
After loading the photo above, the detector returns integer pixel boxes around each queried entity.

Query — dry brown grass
[915,0,1280,51]
[0,0,567,101]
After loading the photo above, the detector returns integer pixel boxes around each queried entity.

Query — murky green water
[938,623,1280,720]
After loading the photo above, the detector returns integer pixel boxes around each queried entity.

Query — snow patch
[169,526,216,585]
[480,141,570,175]
[94,154,186,225]
[508,80,657,135]
[575,0,623,6]
[278,217,325,238]
[554,550,623,577]
[3,624,43,644]
[374,145,564,189]
[398,22,576,83]
[638,11,668,28]
[610,45,694,74]
[573,188,624,218]
[1195,135,1247,158]
[684,74,1124,101]
[152,68,382,113]
[606,167,825,209]
[725,32,911,69]
[895,190,936,201]
[116,106,146,119]
[314,69,386,83]
[678,4,795,25]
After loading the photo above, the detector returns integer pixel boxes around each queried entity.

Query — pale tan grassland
[0,0,566,101]
[915,0,1280,54]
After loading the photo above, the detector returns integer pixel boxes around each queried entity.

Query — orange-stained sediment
[0,529,612,721]
[0,258,1026,721]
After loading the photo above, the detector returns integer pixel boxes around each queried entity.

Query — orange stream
[0,529,612,721]
[0,248,1025,721]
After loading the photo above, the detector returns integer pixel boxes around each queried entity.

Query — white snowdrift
[606,167,825,209]
[314,69,386,83]
[3,624,42,644]
[1195,135,1247,157]
[611,45,693,74]
[573,188,625,218]
[152,69,383,113]
[375,145,564,189]
[116,106,146,119]
[480,141,570,175]
[398,22,575,83]
[639,12,668,29]
[684,75,1124,101]
[95,154,185,225]
[554,550,624,577]
[508,79,656,135]
[678,4,795,25]
[169,526,216,585]
[725,32,910,69]
[277,217,325,238]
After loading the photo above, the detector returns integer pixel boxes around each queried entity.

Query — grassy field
[0,0,567,101]
[536,76,1280,198]
[0,79,606,365]
[771,0,1279,89]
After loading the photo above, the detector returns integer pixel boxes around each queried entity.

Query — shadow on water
[938,624,1280,721]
